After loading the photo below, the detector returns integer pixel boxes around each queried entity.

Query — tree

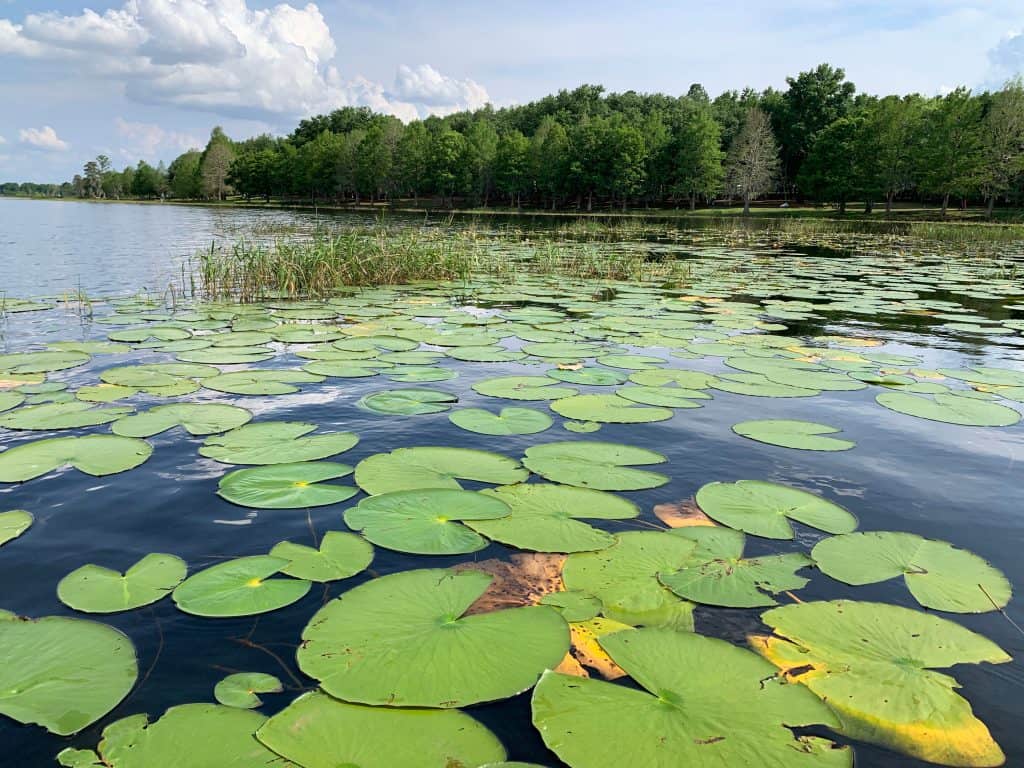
[200,127,235,200]
[857,96,925,212]
[671,100,724,208]
[919,88,984,215]
[776,64,856,193]
[494,130,530,207]
[396,122,432,202]
[529,117,569,208]
[355,124,394,202]
[725,108,780,214]
[82,160,103,198]
[131,160,163,197]
[798,117,864,213]
[464,120,499,205]
[431,129,469,205]
[979,79,1024,217]
[168,150,202,199]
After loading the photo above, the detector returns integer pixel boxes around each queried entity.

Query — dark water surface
[0,198,1022,767]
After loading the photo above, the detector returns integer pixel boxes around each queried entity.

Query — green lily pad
[550,394,673,423]
[523,342,601,359]
[214,673,282,709]
[0,435,153,482]
[255,690,507,768]
[200,422,358,465]
[218,461,357,509]
[753,600,1011,767]
[597,354,666,370]
[732,419,855,451]
[0,401,133,430]
[546,368,627,386]
[58,553,187,613]
[447,345,525,362]
[111,403,251,438]
[0,509,33,546]
[563,420,601,433]
[876,391,1021,427]
[532,628,848,768]
[344,489,510,555]
[473,376,578,401]
[450,407,553,435]
[659,529,813,607]
[615,385,707,407]
[386,365,456,383]
[522,442,669,491]
[297,568,568,707]
[96,703,278,767]
[0,391,24,412]
[812,531,1011,613]
[172,556,311,617]
[202,369,324,395]
[628,368,716,388]
[75,384,137,403]
[56,747,103,767]
[694,480,858,539]
[0,612,137,735]
[175,347,274,365]
[0,351,90,374]
[355,447,528,495]
[360,388,457,415]
[269,531,374,582]
[538,590,602,622]
[468,484,638,553]
[562,532,697,630]
[109,325,192,343]
[711,373,820,398]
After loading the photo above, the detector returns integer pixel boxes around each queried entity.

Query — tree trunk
[622,198,627,212]
[864,200,873,214]
[941,193,949,217]
[987,195,995,219]
[839,200,846,214]
[587,191,593,212]
[742,194,750,215]
[689,192,696,211]
[885,191,893,213]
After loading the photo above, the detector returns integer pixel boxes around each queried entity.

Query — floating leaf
[473,375,578,401]
[76,384,137,403]
[547,368,627,386]
[567,616,632,679]
[450,406,553,435]
[550,394,673,423]
[0,612,137,735]
[269,532,373,582]
[218,461,357,509]
[539,591,602,622]
[615,385,707,407]
[298,568,568,707]
[812,531,1011,613]
[360,388,457,415]
[111,403,251,438]
[0,391,24,412]
[172,556,310,617]
[200,421,358,465]
[96,704,278,767]
[522,442,669,491]
[255,690,507,768]
[0,351,89,374]
[202,369,324,395]
[876,391,1021,427]
[56,747,102,767]
[563,420,601,433]
[344,489,510,555]
[752,600,1010,767]
[214,673,282,709]
[695,480,858,540]
[58,553,187,613]
[652,498,715,528]
[0,509,33,546]
[468,483,637,553]
[0,401,133,430]
[533,628,848,768]
[354,446,528,495]
[454,553,568,614]
[0,435,152,482]
[732,419,855,451]
[562,532,698,630]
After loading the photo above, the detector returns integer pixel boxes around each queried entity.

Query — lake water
[1,197,1022,767]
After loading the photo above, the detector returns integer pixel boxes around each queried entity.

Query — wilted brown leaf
[653,498,716,528]
[455,553,566,615]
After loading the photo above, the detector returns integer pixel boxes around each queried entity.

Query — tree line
[5,64,1024,215]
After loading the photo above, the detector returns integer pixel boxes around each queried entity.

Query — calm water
[0,198,1022,767]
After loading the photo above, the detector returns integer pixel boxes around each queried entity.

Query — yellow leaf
[570,618,633,680]
[653,498,717,528]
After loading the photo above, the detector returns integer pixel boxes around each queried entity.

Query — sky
[2,0,1024,182]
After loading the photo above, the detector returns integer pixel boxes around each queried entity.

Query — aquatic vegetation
[522,442,669,490]
[217,461,357,508]
[354,446,528,494]
[0,509,32,546]
[732,419,856,451]
[57,553,187,613]
[0,435,152,482]
[269,531,373,582]
[213,672,282,709]
[449,406,553,435]
[172,556,310,617]
[199,422,358,464]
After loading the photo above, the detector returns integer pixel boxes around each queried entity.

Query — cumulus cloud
[115,117,202,159]
[18,125,69,151]
[986,32,1024,88]
[0,0,489,121]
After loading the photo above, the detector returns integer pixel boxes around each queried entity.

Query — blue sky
[2,0,1023,182]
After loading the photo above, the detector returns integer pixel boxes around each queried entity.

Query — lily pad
[297,568,569,707]
[532,628,849,768]
[0,509,33,546]
[0,351,90,374]
[468,484,638,553]
[202,369,324,395]
[172,555,311,617]
[562,531,699,630]
[732,419,855,451]
[0,612,137,735]
[0,401,133,430]
[538,591,602,622]
[752,600,1010,767]
[214,673,282,709]
[522,442,669,491]
[0,391,24,412]
[876,391,1021,427]
[200,421,358,465]
[355,447,528,495]
[450,407,553,435]
[812,531,1011,613]
[550,394,673,423]
[694,480,858,539]
[473,376,578,401]
[269,532,373,582]
[547,368,627,386]
[58,553,187,613]
[344,489,510,555]
[111,403,251,438]
[0,435,153,482]
[218,461,357,509]
[360,388,457,415]
[255,690,507,768]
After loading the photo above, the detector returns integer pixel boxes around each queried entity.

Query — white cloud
[0,134,6,145]
[0,0,490,122]
[115,117,202,160]
[18,125,69,151]
[985,32,1024,88]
